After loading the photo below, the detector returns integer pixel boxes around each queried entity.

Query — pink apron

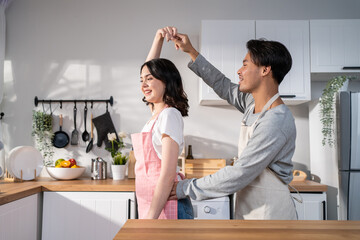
[131,110,178,219]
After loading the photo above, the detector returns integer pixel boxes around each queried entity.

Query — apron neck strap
[243,93,280,124]
[259,93,280,116]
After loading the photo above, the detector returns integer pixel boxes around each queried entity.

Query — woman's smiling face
[140,66,166,104]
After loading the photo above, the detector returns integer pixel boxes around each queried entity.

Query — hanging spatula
[71,103,79,145]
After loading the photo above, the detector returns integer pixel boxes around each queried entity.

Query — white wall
[1,0,360,218]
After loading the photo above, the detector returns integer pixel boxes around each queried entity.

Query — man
[168,28,297,220]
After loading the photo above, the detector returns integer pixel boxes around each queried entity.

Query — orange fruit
[55,158,65,166]
[71,165,79,168]
[60,160,71,168]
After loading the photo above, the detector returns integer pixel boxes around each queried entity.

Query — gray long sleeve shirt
[176,54,296,200]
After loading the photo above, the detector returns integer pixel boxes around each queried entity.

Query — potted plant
[319,75,352,147]
[106,132,129,180]
[32,110,54,166]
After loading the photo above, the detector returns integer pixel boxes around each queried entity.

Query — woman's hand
[156,26,178,42]
[146,26,178,62]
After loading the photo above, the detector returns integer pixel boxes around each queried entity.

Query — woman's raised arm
[146,26,178,61]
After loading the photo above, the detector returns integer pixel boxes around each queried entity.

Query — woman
[131,27,193,219]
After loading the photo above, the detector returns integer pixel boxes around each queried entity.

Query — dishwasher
[190,196,230,219]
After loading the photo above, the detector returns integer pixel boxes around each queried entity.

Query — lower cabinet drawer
[191,196,230,219]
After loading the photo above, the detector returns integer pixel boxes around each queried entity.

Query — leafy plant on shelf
[32,110,54,166]
[319,75,353,147]
[106,132,128,165]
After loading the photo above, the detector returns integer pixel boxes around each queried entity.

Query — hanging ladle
[82,103,90,142]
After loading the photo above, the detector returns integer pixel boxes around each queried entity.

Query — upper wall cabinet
[199,20,310,105]
[200,20,255,105]
[256,20,311,105]
[310,19,360,73]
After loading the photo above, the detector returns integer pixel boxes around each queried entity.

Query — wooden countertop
[0,178,135,205]
[0,178,326,206]
[114,219,360,240]
[289,180,327,192]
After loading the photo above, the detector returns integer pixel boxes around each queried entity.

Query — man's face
[237,52,262,93]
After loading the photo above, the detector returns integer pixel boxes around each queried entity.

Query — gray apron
[235,93,297,220]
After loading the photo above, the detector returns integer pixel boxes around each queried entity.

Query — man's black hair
[246,39,292,84]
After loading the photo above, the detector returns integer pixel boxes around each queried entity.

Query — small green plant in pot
[319,75,352,147]
[113,152,128,165]
[106,132,129,180]
[32,110,54,166]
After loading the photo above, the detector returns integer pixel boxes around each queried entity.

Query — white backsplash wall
[1,0,360,201]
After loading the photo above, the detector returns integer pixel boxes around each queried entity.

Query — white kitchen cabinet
[42,191,136,240]
[199,20,310,105]
[0,193,41,240]
[310,19,360,73]
[199,20,255,105]
[256,20,311,104]
[291,192,327,220]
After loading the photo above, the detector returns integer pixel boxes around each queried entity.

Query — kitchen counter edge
[0,178,136,205]
[0,178,326,206]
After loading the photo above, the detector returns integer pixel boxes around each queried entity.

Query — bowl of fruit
[46,158,85,180]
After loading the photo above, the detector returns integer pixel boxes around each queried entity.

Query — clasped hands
[156,26,195,54]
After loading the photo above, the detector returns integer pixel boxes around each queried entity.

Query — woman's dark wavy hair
[246,39,292,85]
[140,58,189,117]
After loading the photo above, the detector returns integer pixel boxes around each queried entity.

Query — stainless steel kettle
[91,157,107,180]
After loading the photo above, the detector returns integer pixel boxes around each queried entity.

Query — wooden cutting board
[292,170,307,181]
[185,158,226,179]
[127,151,136,179]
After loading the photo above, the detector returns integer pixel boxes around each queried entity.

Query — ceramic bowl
[46,166,85,180]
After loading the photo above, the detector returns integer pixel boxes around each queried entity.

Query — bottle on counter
[178,146,186,175]
[186,145,194,159]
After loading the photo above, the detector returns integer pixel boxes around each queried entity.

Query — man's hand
[171,33,199,62]
[168,181,178,200]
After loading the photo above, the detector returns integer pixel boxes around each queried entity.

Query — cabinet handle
[128,199,131,219]
[280,95,296,98]
[322,200,326,220]
[342,66,360,70]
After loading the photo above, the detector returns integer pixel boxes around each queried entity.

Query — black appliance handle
[342,66,360,70]
[280,95,296,98]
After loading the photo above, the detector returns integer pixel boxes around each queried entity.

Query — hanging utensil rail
[34,96,114,109]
